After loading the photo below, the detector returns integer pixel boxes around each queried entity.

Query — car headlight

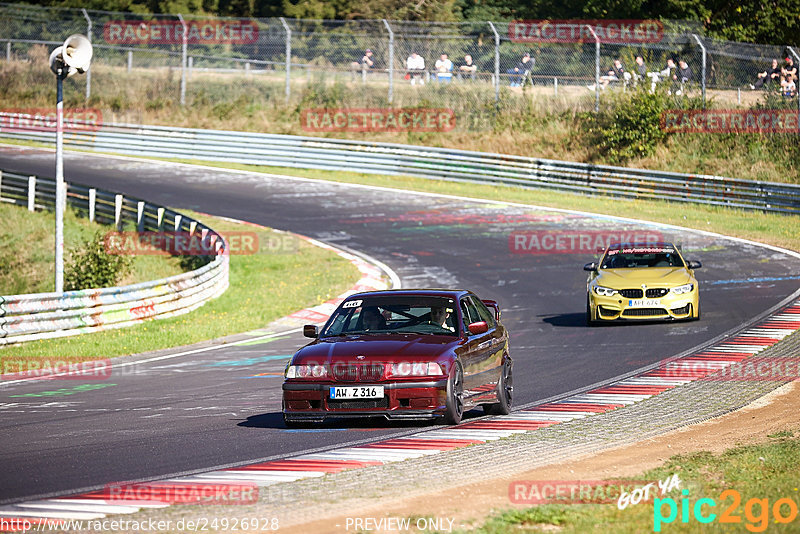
[285,364,327,379]
[387,362,444,377]
[671,283,694,295]
[593,286,618,297]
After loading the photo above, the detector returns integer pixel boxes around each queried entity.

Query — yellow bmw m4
[584,242,701,325]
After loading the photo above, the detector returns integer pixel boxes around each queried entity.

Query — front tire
[443,360,464,425]
[483,357,513,415]
[586,297,597,326]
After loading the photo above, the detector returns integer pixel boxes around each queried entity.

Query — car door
[459,295,499,401]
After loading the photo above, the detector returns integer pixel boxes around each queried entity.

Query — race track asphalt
[2,146,799,503]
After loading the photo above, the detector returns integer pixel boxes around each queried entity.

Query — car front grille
[330,363,384,382]
[622,308,668,317]
[619,289,643,298]
[327,398,389,410]
[671,304,691,315]
[646,288,669,298]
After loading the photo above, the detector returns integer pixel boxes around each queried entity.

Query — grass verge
[0,210,360,363]
[0,201,184,295]
[464,430,800,533]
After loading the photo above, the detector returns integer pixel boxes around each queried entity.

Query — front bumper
[282,379,448,421]
[589,291,698,321]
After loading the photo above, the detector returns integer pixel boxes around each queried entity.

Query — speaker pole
[55,67,67,294]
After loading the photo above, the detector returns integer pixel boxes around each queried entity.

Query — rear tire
[483,357,513,415]
[443,361,464,425]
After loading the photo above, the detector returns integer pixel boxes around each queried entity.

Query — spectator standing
[507,52,533,87]
[406,52,425,85]
[361,49,374,74]
[751,59,781,89]
[458,54,477,81]
[434,53,453,83]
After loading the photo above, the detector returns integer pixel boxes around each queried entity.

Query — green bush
[64,231,132,291]
[591,88,672,164]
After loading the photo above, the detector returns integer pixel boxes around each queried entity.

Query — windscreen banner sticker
[342,300,362,308]
[607,247,674,256]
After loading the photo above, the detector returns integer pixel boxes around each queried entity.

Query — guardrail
[0,170,229,345]
[1,116,799,214]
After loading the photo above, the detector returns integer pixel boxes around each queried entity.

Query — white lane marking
[0,508,105,519]
[0,328,300,386]
[495,412,585,421]
[16,501,142,514]
[49,499,169,509]
[617,379,691,387]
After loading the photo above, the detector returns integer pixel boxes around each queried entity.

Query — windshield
[321,295,458,337]
[601,246,684,269]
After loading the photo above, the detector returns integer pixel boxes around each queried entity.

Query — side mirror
[482,299,501,321]
[303,325,318,338]
[686,260,702,269]
[467,321,489,335]
[583,262,598,272]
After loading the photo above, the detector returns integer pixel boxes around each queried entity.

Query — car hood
[595,267,693,288]
[292,334,459,365]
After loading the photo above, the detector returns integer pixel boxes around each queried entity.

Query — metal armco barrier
[1,116,799,214]
[0,170,229,345]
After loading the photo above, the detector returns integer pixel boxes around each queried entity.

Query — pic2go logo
[654,489,799,532]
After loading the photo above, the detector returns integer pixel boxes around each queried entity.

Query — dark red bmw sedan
[282,289,512,426]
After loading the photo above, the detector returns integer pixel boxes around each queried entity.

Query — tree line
[26,0,800,47]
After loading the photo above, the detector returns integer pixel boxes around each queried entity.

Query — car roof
[606,241,677,250]
[344,289,470,300]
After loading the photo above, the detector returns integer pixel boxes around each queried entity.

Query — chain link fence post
[585,25,600,112]
[280,17,291,104]
[382,19,394,104]
[487,21,500,105]
[789,47,800,134]
[177,14,187,106]
[692,34,707,108]
[82,8,91,102]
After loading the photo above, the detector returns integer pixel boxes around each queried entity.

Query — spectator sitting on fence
[782,56,798,80]
[406,52,425,85]
[647,58,676,92]
[633,55,647,85]
[434,53,453,82]
[589,59,631,91]
[781,73,797,98]
[507,52,533,87]
[458,54,477,80]
[671,59,692,95]
[751,58,781,90]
